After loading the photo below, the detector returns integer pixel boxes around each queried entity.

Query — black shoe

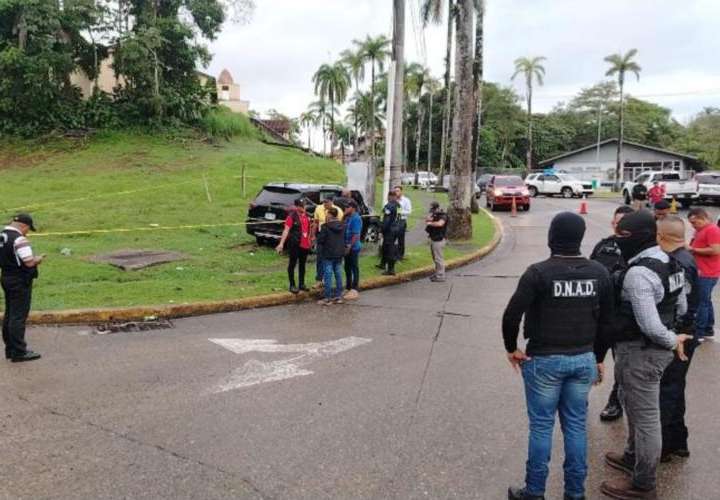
[508,486,545,500]
[660,451,673,463]
[298,285,309,292]
[564,496,585,500]
[382,270,396,276]
[673,448,690,458]
[605,451,633,475]
[375,264,385,270]
[10,351,41,363]
[600,401,623,421]
[289,286,299,294]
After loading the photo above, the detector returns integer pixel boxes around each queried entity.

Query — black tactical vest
[529,258,603,350]
[614,256,684,343]
[0,229,37,279]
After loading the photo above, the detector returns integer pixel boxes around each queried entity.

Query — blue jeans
[322,258,343,300]
[695,276,717,337]
[521,352,597,498]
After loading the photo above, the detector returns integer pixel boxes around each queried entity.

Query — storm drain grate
[95,319,174,335]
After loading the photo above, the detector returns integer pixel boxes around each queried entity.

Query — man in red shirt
[648,181,666,206]
[688,208,720,340]
[276,199,312,294]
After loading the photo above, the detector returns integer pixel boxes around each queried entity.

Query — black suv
[246,183,381,245]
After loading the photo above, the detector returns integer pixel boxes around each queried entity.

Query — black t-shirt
[426,211,448,241]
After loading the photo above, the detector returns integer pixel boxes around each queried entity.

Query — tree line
[0,0,254,137]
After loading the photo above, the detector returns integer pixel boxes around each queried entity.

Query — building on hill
[71,59,250,114]
[538,139,701,184]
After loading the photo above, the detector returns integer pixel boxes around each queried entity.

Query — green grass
[0,133,495,310]
[200,107,258,140]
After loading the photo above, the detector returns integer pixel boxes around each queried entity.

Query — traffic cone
[511,196,518,217]
[670,197,678,214]
[579,194,588,215]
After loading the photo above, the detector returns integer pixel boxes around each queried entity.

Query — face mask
[615,210,657,260]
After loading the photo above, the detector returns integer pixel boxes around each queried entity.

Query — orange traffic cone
[579,194,588,215]
[511,196,518,217]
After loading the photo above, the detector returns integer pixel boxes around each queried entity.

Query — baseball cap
[12,213,36,231]
[430,201,440,209]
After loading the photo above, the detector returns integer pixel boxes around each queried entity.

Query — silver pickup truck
[622,171,698,208]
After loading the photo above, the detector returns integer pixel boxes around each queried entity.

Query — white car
[525,173,594,198]
[414,171,438,188]
[695,172,720,203]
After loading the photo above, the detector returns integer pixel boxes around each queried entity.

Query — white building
[538,139,700,184]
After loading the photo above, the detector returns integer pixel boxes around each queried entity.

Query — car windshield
[697,173,720,184]
[494,176,524,186]
[658,173,681,181]
[254,187,301,206]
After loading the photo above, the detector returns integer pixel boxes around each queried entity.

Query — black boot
[508,486,545,500]
[600,386,623,422]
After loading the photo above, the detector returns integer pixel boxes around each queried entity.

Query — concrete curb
[26,211,503,325]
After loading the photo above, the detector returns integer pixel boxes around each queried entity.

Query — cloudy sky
[206,0,720,127]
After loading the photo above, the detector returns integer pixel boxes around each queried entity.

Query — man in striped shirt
[1,214,44,362]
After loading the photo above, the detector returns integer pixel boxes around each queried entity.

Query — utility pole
[388,0,405,192]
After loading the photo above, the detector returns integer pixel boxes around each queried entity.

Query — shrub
[200,106,258,140]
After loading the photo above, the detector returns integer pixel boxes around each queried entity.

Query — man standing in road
[313,197,344,284]
[394,186,412,259]
[503,212,614,500]
[425,201,448,283]
[688,207,720,341]
[600,210,691,500]
[1,214,44,362]
[631,180,648,210]
[343,201,362,300]
[590,205,634,423]
[657,215,700,463]
[379,191,400,276]
[648,181,666,207]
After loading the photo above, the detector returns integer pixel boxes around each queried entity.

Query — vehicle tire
[623,191,631,205]
[364,224,380,243]
[561,187,574,199]
[524,204,531,212]
[255,236,266,246]
[528,186,538,198]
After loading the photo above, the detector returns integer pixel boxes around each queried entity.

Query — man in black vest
[378,191,400,276]
[503,212,614,500]
[1,214,44,362]
[425,201,448,282]
[600,210,692,500]
[590,205,634,422]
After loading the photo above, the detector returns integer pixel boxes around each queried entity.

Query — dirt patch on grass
[90,249,187,271]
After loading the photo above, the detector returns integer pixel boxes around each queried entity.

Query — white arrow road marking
[209,336,372,393]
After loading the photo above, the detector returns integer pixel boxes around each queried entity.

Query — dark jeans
[2,274,33,357]
[381,232,398,272]
[521,352,597,498]
[344,249,360,290]
[315,243,324,282]
[287,246,309,288]
[695,276,717,337]
[660,337,699,453]
[396,219,407,258]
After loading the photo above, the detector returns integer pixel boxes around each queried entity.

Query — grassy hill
[0,131,344,310]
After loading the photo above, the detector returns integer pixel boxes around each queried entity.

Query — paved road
[2,198,718,500]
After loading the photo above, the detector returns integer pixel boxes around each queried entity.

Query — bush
[200,106,258,140]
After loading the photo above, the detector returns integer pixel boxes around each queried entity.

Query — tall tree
[388,0,406,191]
[340,48,365,159]
[354,34,390,207]
[312,61,351,155]
[299,110,319,152]
[512,56,546,172]
[605,49,641,190]
[422,0,454,184]
[447,0,475,239]
[470,0,484,213]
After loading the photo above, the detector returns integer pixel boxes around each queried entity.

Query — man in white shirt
[1,214,44,362]
[394,186,412,259]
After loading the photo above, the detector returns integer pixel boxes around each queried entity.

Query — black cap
[12,213,35,231]
[654,200,671,210]
[430,201,440,209]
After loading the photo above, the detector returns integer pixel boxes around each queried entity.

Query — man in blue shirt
[343,201,363,300]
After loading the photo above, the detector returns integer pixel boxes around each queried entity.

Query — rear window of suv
[254,187,301,206]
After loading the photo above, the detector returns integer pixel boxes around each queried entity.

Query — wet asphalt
[1,197,718,500]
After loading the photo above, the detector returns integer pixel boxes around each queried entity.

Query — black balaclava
[615,209,657,261]
[548,212,586,256]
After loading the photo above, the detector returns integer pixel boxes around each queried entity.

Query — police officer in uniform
[1,214,43,362]
[378,191,400,276]
[590,205,634,422]
[503,212,614,500]
[599,210,691,500]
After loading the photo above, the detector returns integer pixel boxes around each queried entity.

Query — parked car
[430,175,481,197]
[525,173,594,198]
[622,171,698,208]
[400,173,415,185]
[246,183,380,245]
[695,172,720,204]
[486,175,530,211]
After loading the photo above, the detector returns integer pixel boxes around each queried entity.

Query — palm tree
[605,49,642,190]
[313,62,351,155]
[447,0,475,240]
[335,123,353,164]
[422,0,454,183]
[404,64,431,184]
[299,110,318,152]
[512,56,546,172]
[308,100,337,156]
[347,91,385,136]
[340,48,366,159]
[354,34,390,206]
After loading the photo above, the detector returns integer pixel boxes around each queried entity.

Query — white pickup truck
[622,171,698,208]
